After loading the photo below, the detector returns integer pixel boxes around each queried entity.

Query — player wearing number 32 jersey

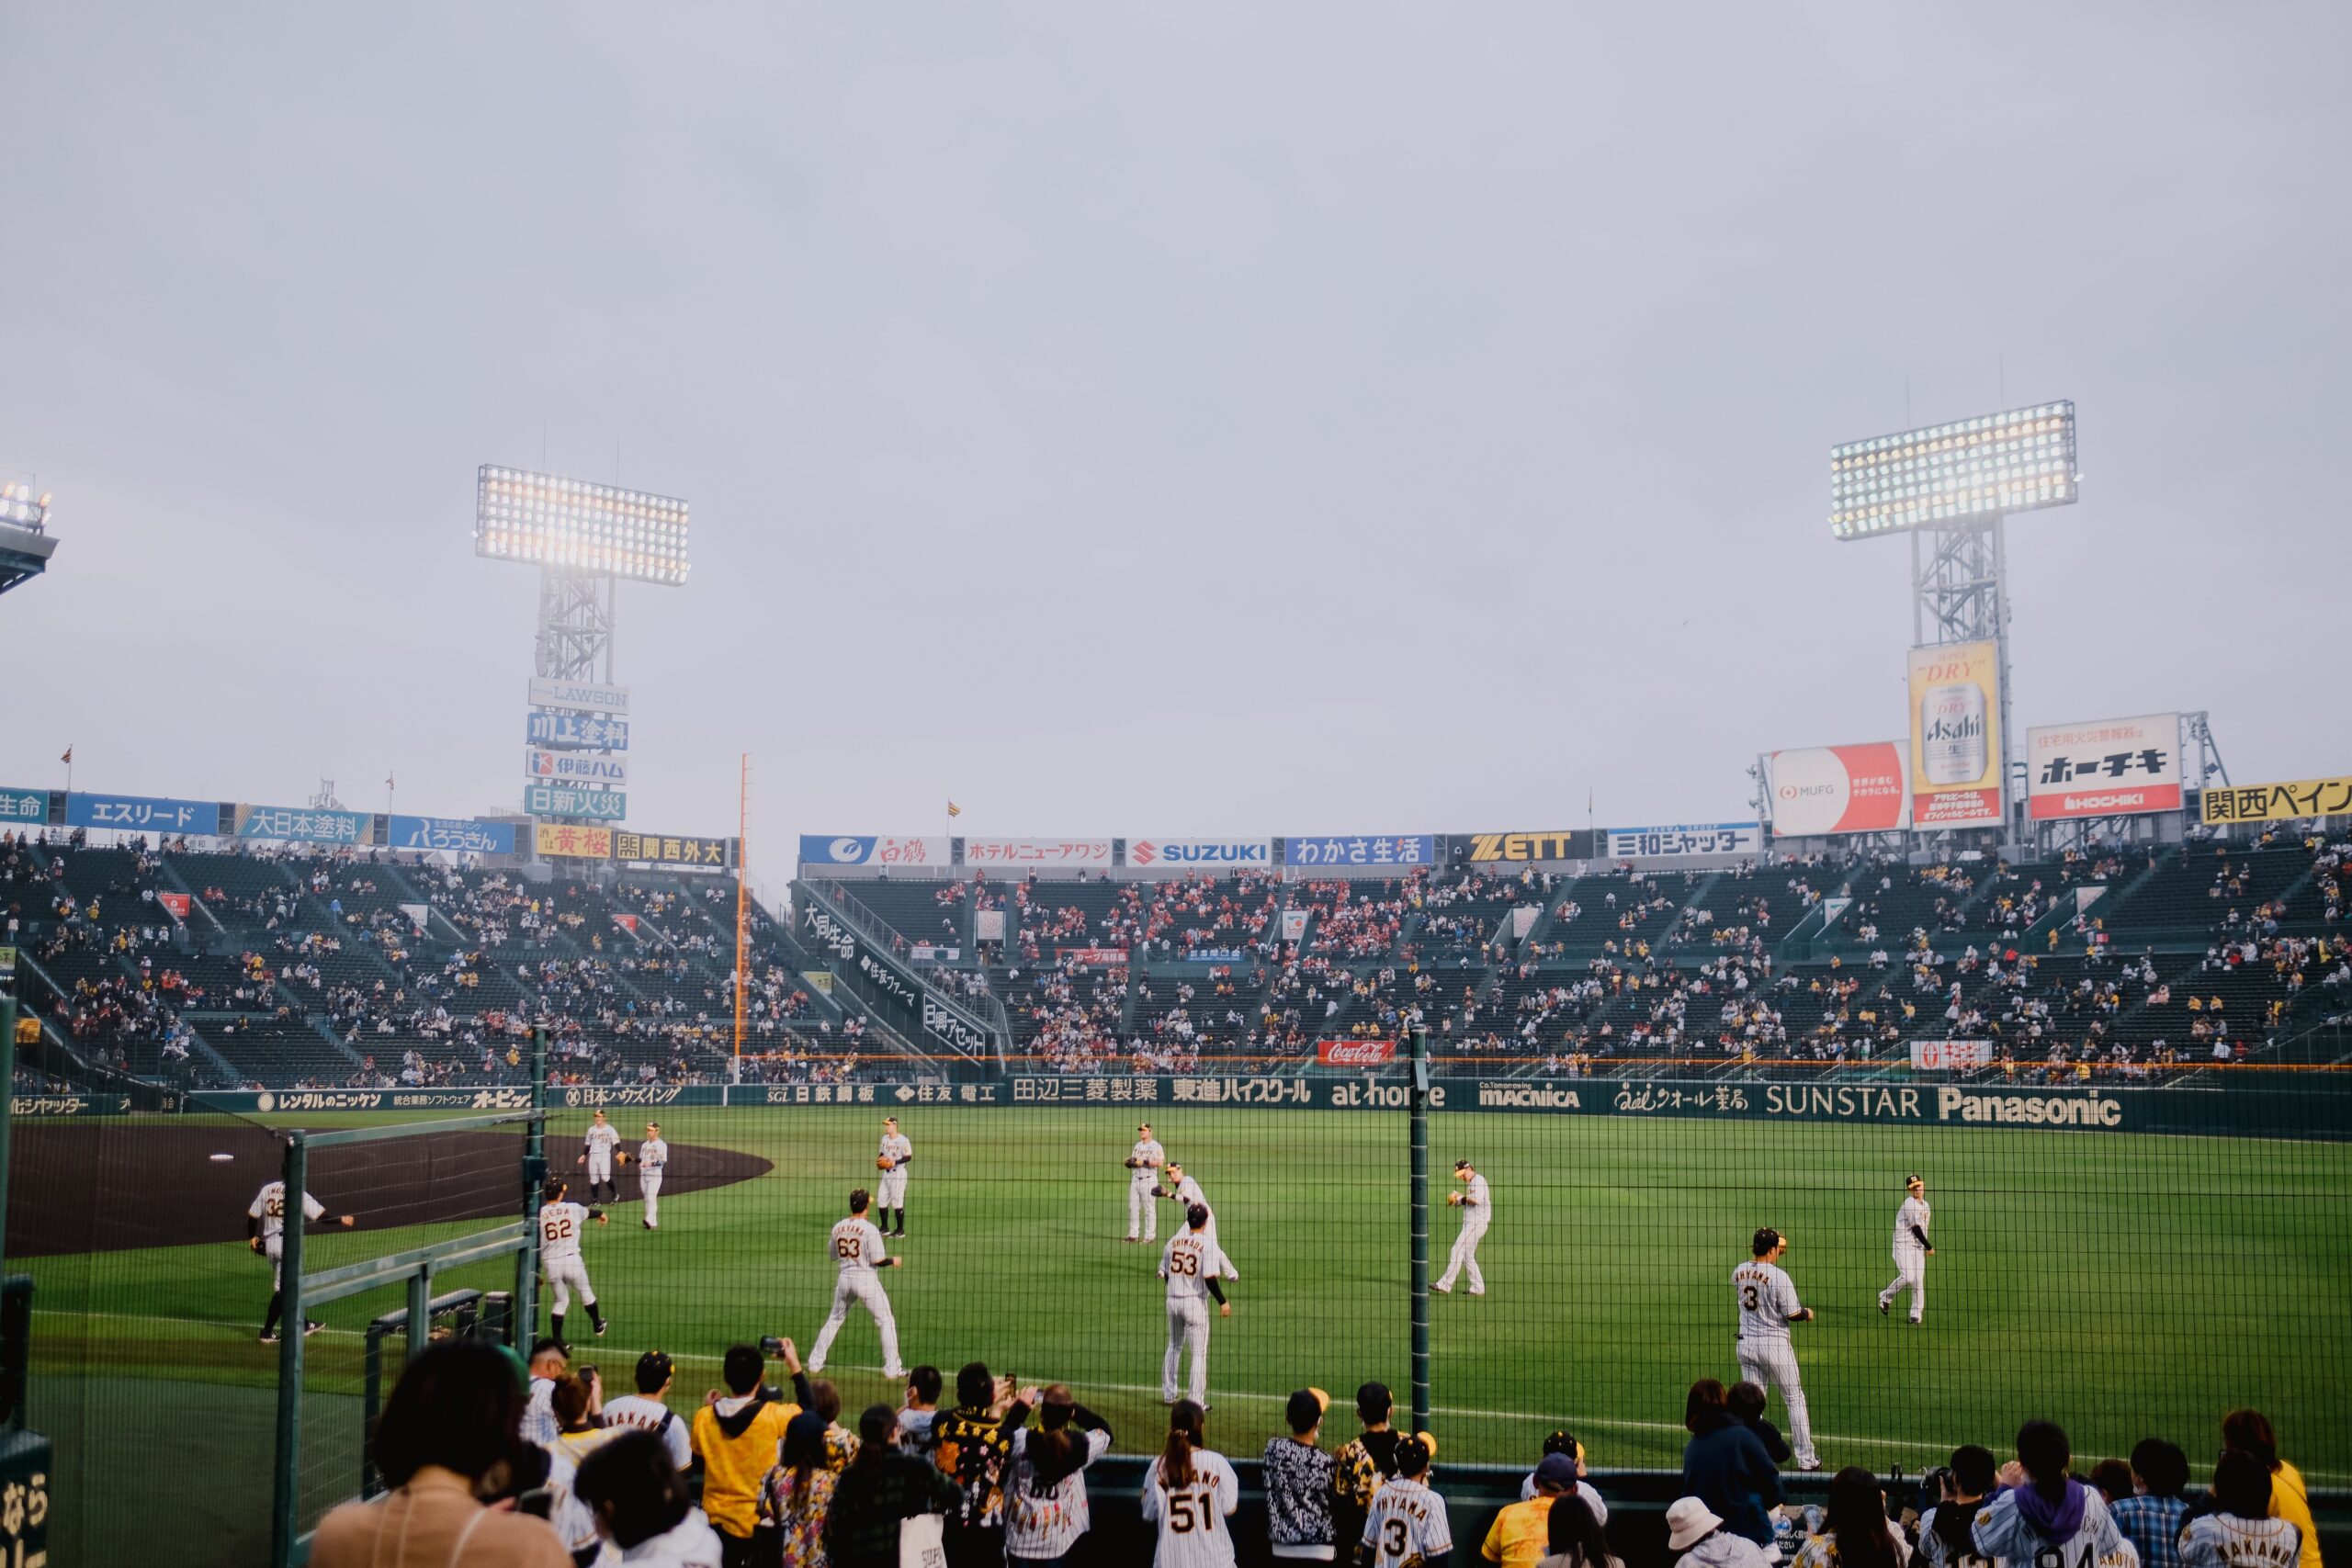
[808,1188,908,1380]
[1142,1400,1238,1568]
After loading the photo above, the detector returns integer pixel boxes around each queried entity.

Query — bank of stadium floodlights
[1830,401,2078,837]
[0,480,57,600]
[474,465,690,682]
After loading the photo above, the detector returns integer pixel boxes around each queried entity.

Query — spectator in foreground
[1332,1381,1405,1555]
[1918,1445,1999,1568]
[602,1350,693,1471]
[311,1340,571,1568]
[692,1340,805,1568]
[1482,1452,1581,1567]
[933,1360,1036,1568]
[1724,1383,1792,1469]
[1792,1467,1910,1568]
[1005,1383,1115,1566]
[2182,1450,2303,1568]
[826,1404,963,1568]
[523,1337,570,1447]
[1366,1433,1453,1568]
[1663,1497,1771,1568]
[1518,1431,1610,1525]
[760,1413,838,1568]
[2090,1460,2136,1510]
[1537,1491,1618,1568]
[1973,1420,2128,1568]
[2219,1410,2319,1568]
[1142,1400,1238,1568]
[1263,1387,1338,1562]
[574,1429,725,1567]
[899,1364,945,1459]
[2110,1438,2193,1568]
[1681,1379,1782,1548]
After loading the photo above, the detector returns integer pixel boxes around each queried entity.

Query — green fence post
[405,1269,431,1363]
[270,1131,309,1568]
[515,1028,548,1343]
[1408,1022,1430,1437]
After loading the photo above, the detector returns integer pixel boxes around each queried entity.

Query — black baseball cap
[635,1350,674,1393]
[1751,1226,1782,1256]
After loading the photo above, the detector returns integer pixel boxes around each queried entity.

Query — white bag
[899,1509,948,1568]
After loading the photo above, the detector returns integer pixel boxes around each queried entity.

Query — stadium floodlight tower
[1830,401,2078,838]
[0,480,58,600]
[474,465,690,683]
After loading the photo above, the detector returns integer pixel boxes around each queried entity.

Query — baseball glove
[1124,1156,1139,1168]
[1149,1184,1170,1199]
[876,1156,893,1171]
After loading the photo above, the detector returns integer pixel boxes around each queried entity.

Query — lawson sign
[1126,838,1272,868]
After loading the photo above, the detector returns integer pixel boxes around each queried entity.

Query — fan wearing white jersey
[1432,1159,1489,1296]
[600,1349,692,1470]
[1159,1203,1232,1407]
[1878,1174,1934,1324]
[876,1117,912,1237]
[578,1110,625,1204]
[1362,1434,1453,1568]
[1125,1122,1168,1243]
[538,1176,610,1348]
[1141,1400,1239,1568]
[1733,1226,1819,1471]
[1152,1163,1237,1280]
[637,1122,670,1230]
[246,1179,354,1343]
[808,1188,908,1379]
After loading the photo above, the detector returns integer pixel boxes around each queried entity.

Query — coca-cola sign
[1317,1039,1395,1067]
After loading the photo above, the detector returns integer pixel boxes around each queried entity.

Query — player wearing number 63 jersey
[539,1177,608,1348]
[1362,1435,1452,1568]
[1143,1400,1239,1568]
[247,1179,354,1343]
[1733,1227,1819,1471]
[1159,1204,1231,1407]
[808,1188,908,1379]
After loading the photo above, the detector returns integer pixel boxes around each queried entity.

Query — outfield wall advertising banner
[1907,640,2005,829]
[962,838,1114,867]
[2201,774,2352,825]
[528,749,629,785]
[235,804,369,844]
[2027,715,2181,820]
[1909,1039,1995,1071]
[65,792,220,835]
[524,784,626,819]
[615,830,729,868]
[1767,744,1908,836]
[535,823,615,859]
[1125,838,1272,868]
[0,788,45,825]
[799,835,951,867]
[526,708,629,750]
[1317,1039,1395,1066]
[1464,830,1598,863]
[527,677,630,715]
[1283,834,1435,869]
[1605,822,1762,860]
[390,816,517,855]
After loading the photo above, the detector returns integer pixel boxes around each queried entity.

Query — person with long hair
[761,1412,840,1568]
[824,1404,961,1568]
[2182,1450,2302,1568]
[1141,1400,1238,1568]
[2218,1411,2318,1568]
[1973,1420,2129,1568]
[1681,1379,1783,1548]
[1538,1490,1621,1568]
[311,1340,571,1568]
[574,1430,724,1566]
[1791,1467,1908,1568]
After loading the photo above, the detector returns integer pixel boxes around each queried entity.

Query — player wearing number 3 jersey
[808,1188,908,1380]
[1143,1399,1238,1568]
[1733,1227,1819,1471]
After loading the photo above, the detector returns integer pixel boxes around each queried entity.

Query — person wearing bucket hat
[1264,1388,1338,1561]
[1665,1497,1772,1568]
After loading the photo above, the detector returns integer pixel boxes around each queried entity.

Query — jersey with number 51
[1363,1475,1453,1568]
[540,1201,592,1262]
[1143,1449,1239,1568]
[830,1216,888,1275]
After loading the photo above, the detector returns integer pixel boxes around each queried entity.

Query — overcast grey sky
[3,4,2346,861]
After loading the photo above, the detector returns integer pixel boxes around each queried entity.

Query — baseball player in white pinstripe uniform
[248,1179,354,1343]
[539,1176,609,1349]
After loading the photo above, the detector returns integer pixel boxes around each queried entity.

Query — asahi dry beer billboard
[1907,641,2005,829]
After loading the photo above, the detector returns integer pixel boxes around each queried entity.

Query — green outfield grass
[22,1102,2352,1559]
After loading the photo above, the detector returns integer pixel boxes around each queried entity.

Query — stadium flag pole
[1408,1021,1430,1436]
[270,1131,310,1568]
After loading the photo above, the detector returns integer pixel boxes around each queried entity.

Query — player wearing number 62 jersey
[1159,1204,1232,1407]
[808,1188,908,1379]
[1733,1227,1819,1471]
[538,1177,608,1348]
[1142,1400,1239,1568]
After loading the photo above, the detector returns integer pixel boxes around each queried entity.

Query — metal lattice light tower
[0,481,58,601]
[1831,401,2080,838]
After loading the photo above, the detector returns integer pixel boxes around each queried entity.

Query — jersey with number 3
[1143,1450,1239,1568]
[1733,1260,1802,1343]
[540,1201,591,1262]
[1363,1475,1453,1567]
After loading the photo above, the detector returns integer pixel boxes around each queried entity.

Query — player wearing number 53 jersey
[539,1177,608,1349]
[808,1188,908,1379]
[1143,1400,1239,1568]
[1734,1227,1819,1471]
[1159,1204,1232,1407]
[247,1179,354,1343]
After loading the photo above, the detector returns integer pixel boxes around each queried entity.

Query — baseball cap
[1542,1429,1583,1461]
[635,1350,674,1393]
[1667,1497,1726,1551]
[1534,1453,1579,1491]
[1751,1226,1782,1256]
